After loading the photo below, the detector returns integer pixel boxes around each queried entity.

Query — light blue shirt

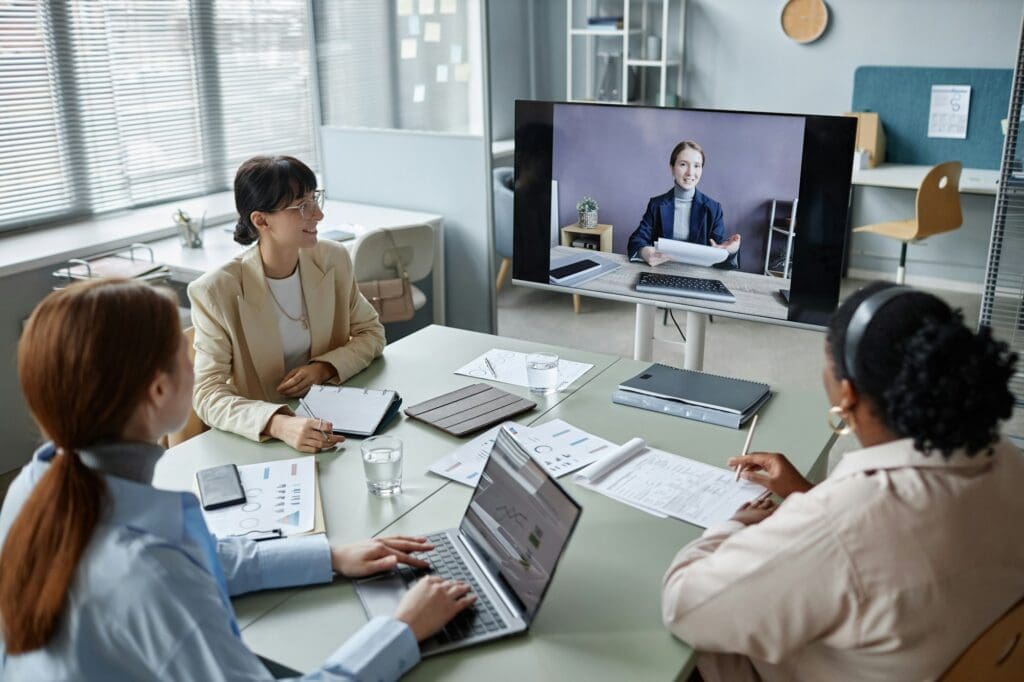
[0,442,420,681]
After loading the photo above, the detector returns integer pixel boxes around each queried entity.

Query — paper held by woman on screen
[654,237,729,267]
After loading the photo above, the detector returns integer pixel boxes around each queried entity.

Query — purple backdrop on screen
[552,104,806,273]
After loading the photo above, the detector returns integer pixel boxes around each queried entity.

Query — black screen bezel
[512,100,856,328]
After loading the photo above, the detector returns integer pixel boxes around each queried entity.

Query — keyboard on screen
[635,271,736,303]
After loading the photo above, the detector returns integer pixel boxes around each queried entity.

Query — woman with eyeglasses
[661,282,1023,681]
[0,279,474,680]
[188,156,385,452]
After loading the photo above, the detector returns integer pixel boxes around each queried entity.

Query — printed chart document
[202,457,319,539]
[655,237,728,267]
[455,349,593,392]
[429,419,614,486]
[574,439,766,528]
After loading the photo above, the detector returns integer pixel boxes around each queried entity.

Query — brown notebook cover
[404,383,536,437]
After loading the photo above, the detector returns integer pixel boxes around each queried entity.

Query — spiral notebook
[296,385,402,437]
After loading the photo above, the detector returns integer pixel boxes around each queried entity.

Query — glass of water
[526,352,560,395]
[361,435,403,496]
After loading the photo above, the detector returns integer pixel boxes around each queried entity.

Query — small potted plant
[576,196,599,228]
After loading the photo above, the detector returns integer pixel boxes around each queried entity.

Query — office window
[315,0,483,134]
[0,0,317,234]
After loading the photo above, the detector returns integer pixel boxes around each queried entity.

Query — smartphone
[549,259,601,284]
[196,464,246,511]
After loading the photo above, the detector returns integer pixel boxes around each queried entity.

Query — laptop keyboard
[635,272,736,303]
[399,532,507,644]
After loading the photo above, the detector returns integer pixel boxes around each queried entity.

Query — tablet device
[549,259,601,284]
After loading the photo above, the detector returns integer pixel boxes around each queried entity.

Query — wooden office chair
[853,161,962,284]
[940,597,1024,681]
[165,326,209,447]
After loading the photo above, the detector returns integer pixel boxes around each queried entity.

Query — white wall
[682,0,1020,114]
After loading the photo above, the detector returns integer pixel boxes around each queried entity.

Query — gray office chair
[493,166,514,292]
[351,225,434,314]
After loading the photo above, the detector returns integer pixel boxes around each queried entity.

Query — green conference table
[154,325,620,628]
[159,325,837,680]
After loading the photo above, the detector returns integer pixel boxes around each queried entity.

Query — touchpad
[354,573,406,618]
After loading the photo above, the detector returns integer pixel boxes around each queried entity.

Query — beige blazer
[187,240,386,441]
[661,437,1024,681]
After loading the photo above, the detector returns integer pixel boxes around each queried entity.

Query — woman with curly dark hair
[661,281,1023,681]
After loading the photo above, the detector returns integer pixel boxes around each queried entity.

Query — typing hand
[267,414,345,453]
[331,536,434,577]
[640,246,672,267]
[730,494,777,526]
[709,234,741,254]
[727,451,812,499]
[277,361,336,398]
[394,576,476,642]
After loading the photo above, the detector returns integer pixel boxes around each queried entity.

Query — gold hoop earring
[827,405,852,436]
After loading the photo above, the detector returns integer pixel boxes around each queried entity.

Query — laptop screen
[458,425,582,620]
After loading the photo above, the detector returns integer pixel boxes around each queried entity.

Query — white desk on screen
[852,163,999,195]
[147,199,445,325]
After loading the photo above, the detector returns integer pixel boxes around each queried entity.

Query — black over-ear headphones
[843,286,915,385]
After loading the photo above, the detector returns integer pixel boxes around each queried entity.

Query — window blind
[0,0,317,234]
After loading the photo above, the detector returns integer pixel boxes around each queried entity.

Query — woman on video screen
[627,140,741,269]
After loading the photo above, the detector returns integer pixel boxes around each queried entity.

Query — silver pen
[298,398,329,440]
[483,356,498,378]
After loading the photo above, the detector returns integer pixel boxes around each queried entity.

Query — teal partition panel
[851,66,1012,169]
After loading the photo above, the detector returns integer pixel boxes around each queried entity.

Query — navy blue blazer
[627,188,739,269]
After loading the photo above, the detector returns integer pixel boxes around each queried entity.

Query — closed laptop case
[618,363,770,415]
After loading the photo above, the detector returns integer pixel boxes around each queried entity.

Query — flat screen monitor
[512,100,856,328]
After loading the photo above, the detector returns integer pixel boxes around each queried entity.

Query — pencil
[735,414,759,481]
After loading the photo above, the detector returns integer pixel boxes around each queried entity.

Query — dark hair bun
[882,316,1016,456]
[233,217,257,245]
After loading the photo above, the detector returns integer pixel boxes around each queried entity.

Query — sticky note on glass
[454,63,471,82]
[408,15,421,35]
[419,0,435,14]
[424,22,441,42]
[397,0,413,16]
[436,64,449,83]
[413,84,426,103]
[441,0,457,14]
[401,38,417,59]
[450,44,463,63]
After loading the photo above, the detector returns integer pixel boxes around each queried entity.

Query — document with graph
[574,439,766,527]
[200,457,323,539]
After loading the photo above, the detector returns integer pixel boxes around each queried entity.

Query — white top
[662,437,1024,681]
[265,269,311,373]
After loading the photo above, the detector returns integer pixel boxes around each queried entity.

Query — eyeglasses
[282,189,325,219]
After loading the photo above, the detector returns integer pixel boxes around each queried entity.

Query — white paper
[454,63,471,82]
[202,458,316,539]
[424,21,442,42]
[454,348,593,392]
[429,419,616,486]
[577,446,766,528]
[436,64,449,83]
[397,0,413,16]
[655,237,728,267]
[296,385,395,436]
[419,0,435,14]
[450,44,463,63]
[574,437,646,484]
[928,84,971,139]
[400,38,418,59]
[413,84,426,103]
[440,0,457,13]
[408,15,421,35]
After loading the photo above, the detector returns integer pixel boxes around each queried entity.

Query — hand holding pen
[727,428,814,499]
[733,415,759,481]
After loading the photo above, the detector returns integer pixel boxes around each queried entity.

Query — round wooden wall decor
[781,0,829,44]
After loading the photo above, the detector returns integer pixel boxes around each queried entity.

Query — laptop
[354,425,582,656]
